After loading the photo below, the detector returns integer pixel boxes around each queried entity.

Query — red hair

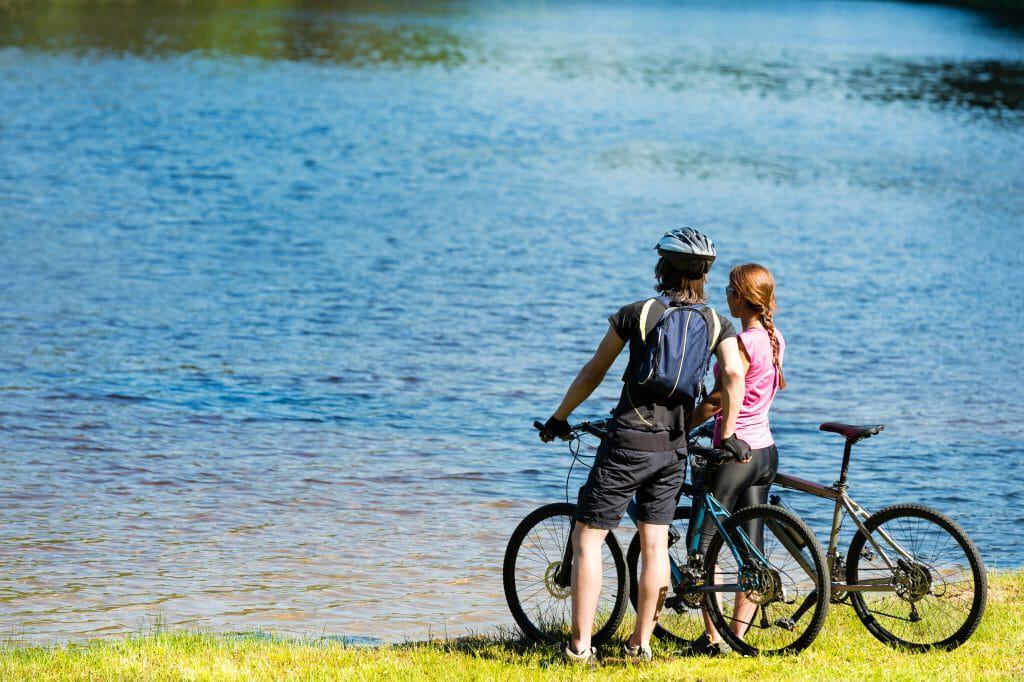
[729,263,786,390]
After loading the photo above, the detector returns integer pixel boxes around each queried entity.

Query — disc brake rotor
[894,562,932,602]
[741,565,781,605]
[544,561,571,599]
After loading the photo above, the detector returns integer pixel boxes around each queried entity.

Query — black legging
[690,444,779,555]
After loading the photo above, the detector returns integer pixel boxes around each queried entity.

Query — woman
[689,262,786,655]
[538,228,748,664]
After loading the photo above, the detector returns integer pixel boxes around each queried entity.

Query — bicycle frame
[625,488,771,595]
[553,421,789,595]
[773,471,917,594]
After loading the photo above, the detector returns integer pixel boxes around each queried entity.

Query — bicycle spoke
[511,509,625,643]
[706,507,827,654]
[851,510,978,647]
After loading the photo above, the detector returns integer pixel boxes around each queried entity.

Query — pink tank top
[713,327,785,449]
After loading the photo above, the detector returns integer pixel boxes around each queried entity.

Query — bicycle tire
[704,504,830,656]
[626,505,702,645]
[845,503,987,651]
[502,502,629,646]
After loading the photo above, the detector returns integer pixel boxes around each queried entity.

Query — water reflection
[850,58,1024,113]
[542,50,1024,118]
[2,1,1022,117]
[0,0,473,66]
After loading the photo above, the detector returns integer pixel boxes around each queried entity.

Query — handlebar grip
[689,445,733,465]
[533,420,546,431]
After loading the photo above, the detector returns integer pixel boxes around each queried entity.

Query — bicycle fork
[554,486,590,589]
[555,521,575,589]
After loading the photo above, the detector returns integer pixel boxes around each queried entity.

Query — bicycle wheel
[626,506,705,645]
[704,504,830,655]
[846,503,987,651]
[503,502,628,646]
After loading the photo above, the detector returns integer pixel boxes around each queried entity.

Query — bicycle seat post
[836,438,854,489]
[820,422,883,489]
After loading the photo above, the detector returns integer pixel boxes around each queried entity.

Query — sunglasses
[725,286,737,298]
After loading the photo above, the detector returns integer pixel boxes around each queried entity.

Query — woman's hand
[721,433,752,463]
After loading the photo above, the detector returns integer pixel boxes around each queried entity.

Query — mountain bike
[768,422,987,651]
[503,419,830,655]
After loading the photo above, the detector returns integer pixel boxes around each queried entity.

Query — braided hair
[729,264,787,390]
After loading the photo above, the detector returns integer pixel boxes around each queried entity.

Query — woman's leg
[628,522,670,648]
[730,446,776,638]
[570,522,609,653]
[697,460,757,643]
[728,482,770,638]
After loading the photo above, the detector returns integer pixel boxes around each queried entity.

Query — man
[538,227,748,663]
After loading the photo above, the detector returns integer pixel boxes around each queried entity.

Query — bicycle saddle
[819,422,884,441]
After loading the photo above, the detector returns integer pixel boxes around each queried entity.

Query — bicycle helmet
[655,227,716,274]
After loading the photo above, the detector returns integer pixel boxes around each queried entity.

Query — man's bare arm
[715,337,745,439]
[552,325,626,421]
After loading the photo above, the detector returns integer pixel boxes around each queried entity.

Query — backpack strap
[705,306,722,352]
[638,298,657,343]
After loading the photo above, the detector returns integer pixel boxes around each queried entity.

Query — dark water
[1,0,1023,643]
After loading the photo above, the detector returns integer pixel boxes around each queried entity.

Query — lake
[0,0,1022,643]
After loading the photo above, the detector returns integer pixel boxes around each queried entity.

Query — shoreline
[905,0,1024,13]
[2,571,1021,680]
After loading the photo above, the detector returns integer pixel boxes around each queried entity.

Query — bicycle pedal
[773,617,796,631]
[667,526,682,547]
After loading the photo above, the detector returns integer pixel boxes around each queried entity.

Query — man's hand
[721,433,752,463]
[539,416,572,443]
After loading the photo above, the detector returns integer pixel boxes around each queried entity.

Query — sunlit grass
[1,571,1021,681]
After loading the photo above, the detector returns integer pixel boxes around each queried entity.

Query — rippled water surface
[1,0,1023,643]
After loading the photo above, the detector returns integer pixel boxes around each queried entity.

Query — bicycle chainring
[674,566,705,609]
[679,589,704,609]
[830,556,850,603]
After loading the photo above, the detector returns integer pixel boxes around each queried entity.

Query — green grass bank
[2,571,1021,681]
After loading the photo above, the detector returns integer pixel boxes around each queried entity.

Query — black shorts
[575,439,686,530]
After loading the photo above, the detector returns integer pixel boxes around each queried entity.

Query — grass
[1,571,1021,681]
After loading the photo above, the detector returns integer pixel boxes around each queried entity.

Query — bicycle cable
[564,430,597,504]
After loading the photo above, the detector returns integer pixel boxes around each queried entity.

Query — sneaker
[684,634,732,657]
[622,641,653,662]
[561,642,598,666]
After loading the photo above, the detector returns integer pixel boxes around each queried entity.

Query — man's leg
[570,522,608,653]
[629,522,670,648]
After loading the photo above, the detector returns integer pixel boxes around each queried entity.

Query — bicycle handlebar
[533,419,608,439]
[687,444,734,466]
[532,418,733,464]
